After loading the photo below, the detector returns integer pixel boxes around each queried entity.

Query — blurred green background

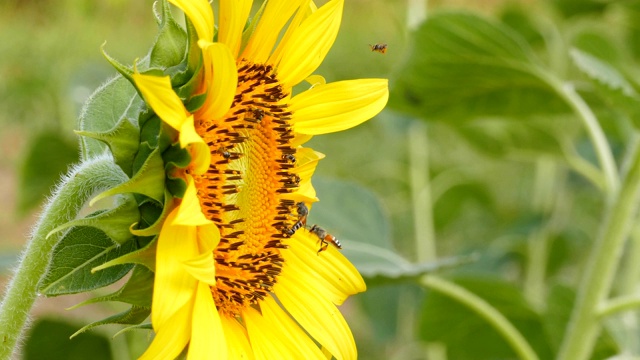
[4,0,640,359]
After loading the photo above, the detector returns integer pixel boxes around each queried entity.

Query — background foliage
[3,0,640,359]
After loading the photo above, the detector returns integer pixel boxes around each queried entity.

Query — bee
[285,202,308,236]
[369,43,387,54]
[309,224,342,254]
[217,147,231,159]
[251,108,265,122]
[282,154,296,163]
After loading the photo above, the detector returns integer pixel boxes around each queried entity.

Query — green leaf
[24,318,112,360]
[389,12,568,121]
[72,265,153,309]
[419,276,553,359]
[71,306,151,339]
[78,74,143,160]
[344,241,477,286]
[92,236,156,272]
[38,227,136,296]
[75,117,140,176]
[47,193,139,244]
[309,177,393,250]
[17,130,79,215]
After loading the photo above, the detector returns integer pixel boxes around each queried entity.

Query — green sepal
[70,306,151,339]
[131,190,174,237]
[185,92,207,113]
[78,75,142,160]
[38,228,137,296]
[163,142,191,198]
[149,0,187,70]
[75,117,140,176]
[92,236,157,272]
[101,44,135,85]
[46,193,139,245]
[91,146,165,205]
[113,323,153,338]
[69,266,153,309]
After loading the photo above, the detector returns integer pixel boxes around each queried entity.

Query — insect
[369,43,387,54]
[217,147,231,159]
[309,224,342,254]
[282,154,296,163]
[285,202,308,236]
[251,108,265,122]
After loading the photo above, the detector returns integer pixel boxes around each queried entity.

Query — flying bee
[309,224,342,254]
[369,43,387,54]
[285,202,309,236]
[282,154,296,163]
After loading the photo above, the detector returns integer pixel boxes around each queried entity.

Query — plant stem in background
[557,141,640,360]
[421,275,539,360]
[0,156,127,360]
[409,122,436,263]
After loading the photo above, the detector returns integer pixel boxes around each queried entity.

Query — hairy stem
[0,156,127,360]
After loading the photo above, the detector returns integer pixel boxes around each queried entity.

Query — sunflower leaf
[389,12,568,121]
[38,228,137,296]
[70,265,154,309]
[78,75,143,160]
[344,241,477,286]
[149,0,187,69]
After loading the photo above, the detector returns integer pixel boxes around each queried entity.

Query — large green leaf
[309,177,393,250]
[389,12,568,121]
[24,318,111,360]
[38,227,136,296]
[17,130,79,215]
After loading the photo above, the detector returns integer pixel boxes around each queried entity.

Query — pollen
[192,60,298,316]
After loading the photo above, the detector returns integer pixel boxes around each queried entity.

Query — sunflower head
[70,0,388,358]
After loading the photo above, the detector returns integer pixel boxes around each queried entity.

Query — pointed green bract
[71,306,151,339]
[75,118,140,176]
[150,0,188,69]
[92,236,157,272]
[70,266,154,309]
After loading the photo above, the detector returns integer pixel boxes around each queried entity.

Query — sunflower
[131,0,388,358]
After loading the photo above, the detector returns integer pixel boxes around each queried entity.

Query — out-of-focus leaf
[24,318,111,360]
[310,177,393,250]
[17,130,78,215]
[433,182,494,230]
[572,31,621,64]
[38,227,136,296]
[389,12,568,121]
[499,5,545,49]
[344,241,477,286]
[419,276,553,359]
[551,0,608,19]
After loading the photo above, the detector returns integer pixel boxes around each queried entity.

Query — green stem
[556,143,640,360]
[0,156,128,360]
[421,275,539,360]
[550,80,619,197]
[597,294,640,319]
[409,122,436,262]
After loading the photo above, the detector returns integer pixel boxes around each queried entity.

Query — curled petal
[197,41,238,120]
[169,0,214,41]
[173,176,212,227]
[182,252,217,285]
[132,72,188,131]
[290,79,389,135]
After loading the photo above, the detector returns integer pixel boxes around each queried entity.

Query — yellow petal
[221,316,255,360]
[305,74,326,88]
[139,300,193,360]
[219,0,253,58]
[173,176,212,226]
[182,251,216,285]
[244,297,325,360]
[290,79,389,135]
[178,116,210,175]
[188,282,227,360]
[197,223,221,252]
[197,41,238,120]
[285,230,366,302]
[169,0,214,41]
[132,72,189,131]
[241,0,307,63]
[291,133,313,147]
[153,208,199,329]
[276,0,344,87]
[276,273,357,360]
[267,0,313,67]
